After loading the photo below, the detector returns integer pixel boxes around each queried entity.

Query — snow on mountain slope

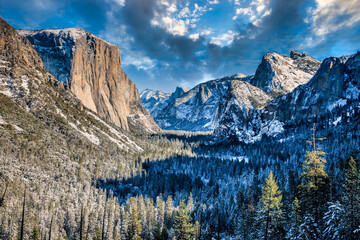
[155,77,247,131]
[250,51,321,97]
[140,89,171,117]
[0,17,143,152]
[214,51,360,143]
[213,80,272,140]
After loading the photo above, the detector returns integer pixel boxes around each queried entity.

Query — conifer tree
[341,157,360,239]
[258,171,283,240]
[128,198,142,240]
[153,222,162,240]
[174,200,195,240]
[30,225,40,240]
[287,197,301,240]
[93,226,101,240]
[165,196,174,228]
[299,150,329,215]
[298,146,329,237]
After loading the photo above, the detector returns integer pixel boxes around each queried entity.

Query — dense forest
[0,116,360,240]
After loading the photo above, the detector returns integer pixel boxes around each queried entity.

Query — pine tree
[287,197,301,240]
[187,192,194,212]
[128,198,142,240]
[93,226,101,240]
[299,150,329,215]
[174,200,195,240]
[153,222,162,240]
[323,201,345,240]
[342,157,360,239]
[156,195,165,229]
[165,196,174,228]
[258,171,283,240]
[30,225,40,240]
[161,226,168,240]
[298,148,329,238]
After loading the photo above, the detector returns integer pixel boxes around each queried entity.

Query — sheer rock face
[18,28,160,133]
[217,52,360,143]
[154,79,234,131]
[251,51,321,97]
[212,80,272,140]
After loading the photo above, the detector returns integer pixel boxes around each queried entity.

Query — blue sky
[1,0,360,92]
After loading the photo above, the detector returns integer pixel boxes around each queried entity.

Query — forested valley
[1,117,360,240]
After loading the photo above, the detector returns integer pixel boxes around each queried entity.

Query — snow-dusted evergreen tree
[287,197,302,240]
[174,200,195,240]
[341,156,360,239]
[127,197,142,240]
[165,196,174,228]
[257,171,284,240]
[323,201,345,240]
[298,149,329,237]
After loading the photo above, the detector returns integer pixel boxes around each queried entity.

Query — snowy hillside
[214,51,360,143]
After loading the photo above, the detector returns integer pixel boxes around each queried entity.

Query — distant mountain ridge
[140,86,189,118]
[213,52,360,142]
[142,51,320,132]
[18,28,160,133]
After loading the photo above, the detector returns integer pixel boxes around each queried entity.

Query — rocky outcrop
[18,28,160,133]
[212,80,272,140]
[215,52,360,143]
[155,78,240,131]
[140,89,171,117]
[250,51,321,97]
[0,17,143,152]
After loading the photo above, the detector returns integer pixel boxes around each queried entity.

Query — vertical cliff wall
[18,28,160,132]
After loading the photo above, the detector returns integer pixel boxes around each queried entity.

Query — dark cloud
[1,0,360,92]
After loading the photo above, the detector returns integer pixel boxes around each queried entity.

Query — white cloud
[232,0,271,23]
[150,0,216,37]
[151,16,187,36]
[210,31,238,47]
[208,0,219,4]
[307,0,360,36]
[112,0,125,7]
[123,54,156,70]
[189,33,200,40]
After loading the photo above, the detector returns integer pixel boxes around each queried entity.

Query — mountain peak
[251,51,321,96]
[290,50,306,59]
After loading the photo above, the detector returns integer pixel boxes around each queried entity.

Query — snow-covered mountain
[153,51,319,132]
[155,77,246,131]
[250,51,321,97]
[214,52,360,142]
[140,86,189,118]
[18,28,160,133]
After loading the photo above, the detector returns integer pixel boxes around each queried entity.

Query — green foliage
[341,157,360,239]
[301,151,328,191]
[174,200,195,240]
[30,225,40,240]
[299,150,329,221]
[258,171,284,239]
[93,226,101,240]
[128,198,142,240]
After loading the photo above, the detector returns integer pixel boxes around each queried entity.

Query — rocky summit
[214,51,360,143]
[18,28,160,133]
[145,51,320,132]
[250,51,321,97]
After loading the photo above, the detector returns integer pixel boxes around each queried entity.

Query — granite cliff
[18,28,160,133]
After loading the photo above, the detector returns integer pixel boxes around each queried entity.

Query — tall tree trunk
[80,207,84,240]
[264,187,272,240]
[102,205,106,240]
[49,216,53,240]
[20,189,26,240]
